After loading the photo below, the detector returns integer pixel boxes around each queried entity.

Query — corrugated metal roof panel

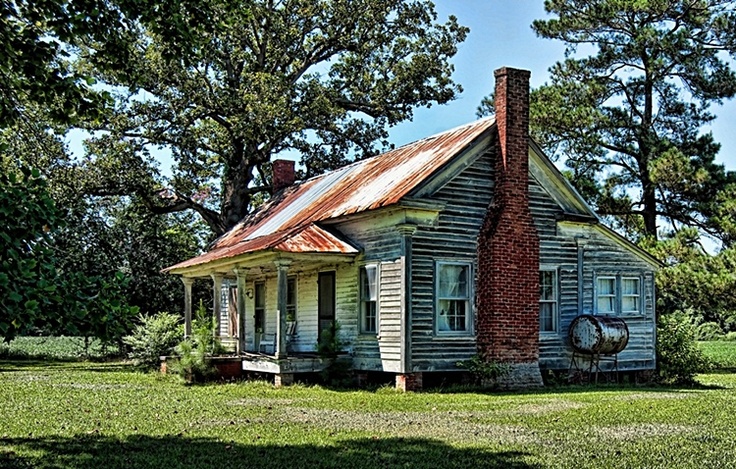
[167,118,495,271]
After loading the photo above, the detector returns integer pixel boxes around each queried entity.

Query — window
[595,275,643,315]
[621,277,641,314]
[539,269,558,332]
[596,276,617,315]
[360,265,378,334]
[286,277,297,321]
[436,262,472,334]
[254,282,265,332]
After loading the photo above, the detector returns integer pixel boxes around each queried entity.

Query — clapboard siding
[409,149,495,371]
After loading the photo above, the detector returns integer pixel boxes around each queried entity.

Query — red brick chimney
[272,159,295,193]
[476,67,543,388]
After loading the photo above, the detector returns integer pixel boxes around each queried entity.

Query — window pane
[438,299,467,331]
[622,278,639,295]
[439,264,467,298]
[622,296,638,312]
[540,302,554,331]
[598,278,615,295]
[597,296,615,314]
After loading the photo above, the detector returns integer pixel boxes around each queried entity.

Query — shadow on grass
[0,434,539,469]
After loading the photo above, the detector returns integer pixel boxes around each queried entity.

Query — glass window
[622,277,640,313]
[360,265,378,334]
[286,277,297,322]
[539,270,558,332]
[437,262,471,334]
[597,277,617,315]
[254,282,265,332]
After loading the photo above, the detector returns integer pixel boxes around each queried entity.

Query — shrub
[171,301,225,383]
[696,321,725,341]
[456,354,510,388]
[657,312,712,384]
[725,332,736,342]
[123,312,184,368]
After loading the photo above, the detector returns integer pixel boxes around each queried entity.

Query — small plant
[696,321,725,341]
[316,321,347,357]
[658,311,712,384]
[456,354,510,388]
[171,301,225,383]
[123,312,184,369]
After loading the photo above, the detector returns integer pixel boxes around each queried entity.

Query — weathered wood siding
[339,222,405,372]
[410,148,495,371]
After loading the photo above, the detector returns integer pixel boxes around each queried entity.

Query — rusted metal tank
[568,314,629,355]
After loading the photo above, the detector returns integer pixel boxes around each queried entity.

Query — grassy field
[0,336,119,361]
[699,340,736,371]
[1,359,736,469]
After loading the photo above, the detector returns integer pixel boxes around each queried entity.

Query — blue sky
[390,1,736,170]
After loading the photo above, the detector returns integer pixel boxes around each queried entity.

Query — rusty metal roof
[166,118,495,272]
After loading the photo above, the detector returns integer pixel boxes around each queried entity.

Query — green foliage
[123,312,184,368]
[456,355,511,387]
[0,166,64,341]
[511,1,736,241]
[657,312,712,384]
[81,0,469,235]
[172,301,225,383]
[316,321,348,357]
[643,229,736,333]
[696,322,725,341]
[0,336,119,360]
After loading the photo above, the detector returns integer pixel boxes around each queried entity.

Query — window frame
[435,260,473,336]
[594,273,645,317]
[539,267,559,334]
[286,276,297,322]
[254,281,266,333]
[359,264,379,335]
[621,276,642,315]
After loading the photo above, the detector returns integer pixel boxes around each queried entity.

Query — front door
[318,271,336,345]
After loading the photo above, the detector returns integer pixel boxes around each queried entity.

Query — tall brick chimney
[476,67,543,388]
[272,159,295,193]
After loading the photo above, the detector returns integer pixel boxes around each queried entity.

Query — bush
[123,312,184,368]
[696,321,725,341]
[456,354,510,388]
[657,312,712,384]
[171,301,225,383]
[725,332,736,342]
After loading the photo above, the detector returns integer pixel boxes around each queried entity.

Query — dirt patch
[593,423,696,440]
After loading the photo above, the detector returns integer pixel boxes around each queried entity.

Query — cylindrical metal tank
[568,314,629,355]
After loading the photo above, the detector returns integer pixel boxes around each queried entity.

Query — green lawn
[1,360,735,468]
[699,340,736,371]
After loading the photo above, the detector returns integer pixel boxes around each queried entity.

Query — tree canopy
[80,0,469,236]
[498,0,736,242]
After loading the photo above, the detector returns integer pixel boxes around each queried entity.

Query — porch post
[211,273,223,338]
[181,277,194,337]
[234,267,248,354]
[274,259,292,359]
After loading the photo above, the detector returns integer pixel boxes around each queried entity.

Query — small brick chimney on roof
[476,67,543,388]
[272,159,295,193]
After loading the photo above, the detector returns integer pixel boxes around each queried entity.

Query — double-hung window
[596,275,642,315]
[436,261,472,334]
[360,265,378,334]
[539,269,558,332]
[286,277,297,322]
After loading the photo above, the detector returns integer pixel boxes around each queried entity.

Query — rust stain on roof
[166,118,495,272]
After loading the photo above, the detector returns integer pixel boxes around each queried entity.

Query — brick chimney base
[494,363,543,390]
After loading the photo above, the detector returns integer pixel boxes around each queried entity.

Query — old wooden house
[165,67,659,389]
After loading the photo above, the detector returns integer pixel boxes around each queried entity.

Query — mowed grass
[1,360,736,469]
[0,336,119,361]
[699,340,736,371]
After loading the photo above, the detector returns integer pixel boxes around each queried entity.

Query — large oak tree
[81,0,469,236]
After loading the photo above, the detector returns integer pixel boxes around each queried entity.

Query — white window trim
[596,275,617,316]
[435,260,473,336]
[539,267,559,334]
[359,263,380,335]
